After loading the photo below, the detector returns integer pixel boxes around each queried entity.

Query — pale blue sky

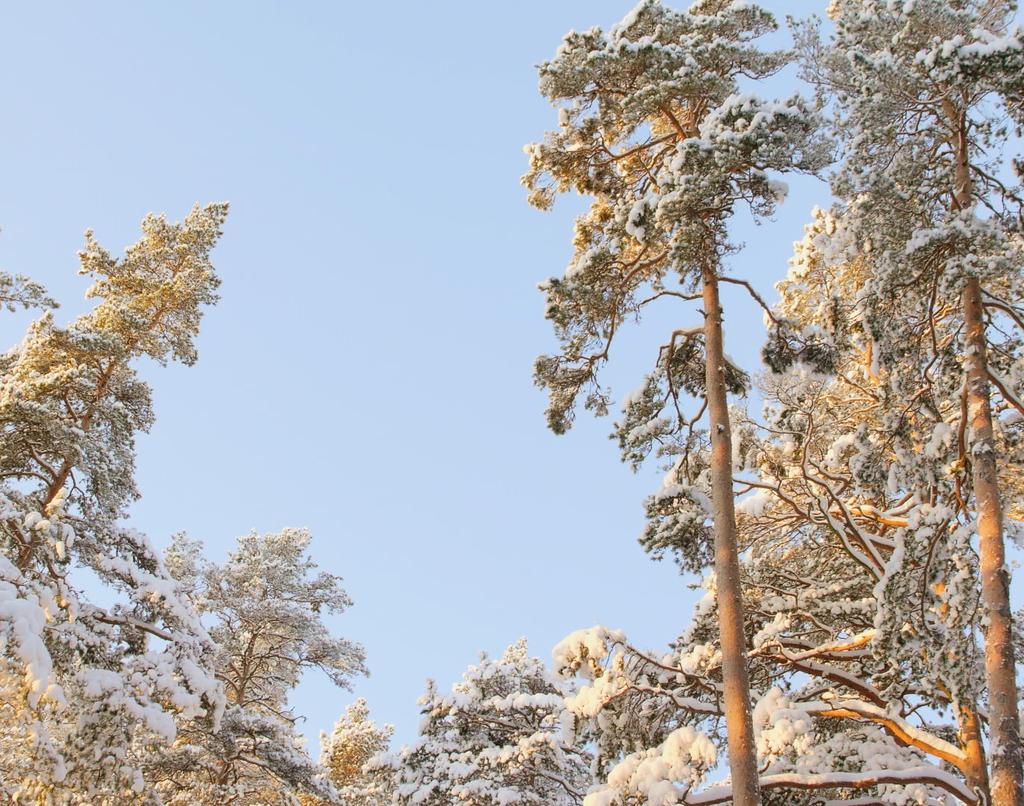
[0,0,831,749]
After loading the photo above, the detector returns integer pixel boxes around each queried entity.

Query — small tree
[310,699,394,806]
[393,639,592,805]
[523,2,829,801]
[0,205,227,803]
[150,528,367,805]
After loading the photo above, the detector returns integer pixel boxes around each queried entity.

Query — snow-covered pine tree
[546,204,1008,804]
[151,529,367,805]
[304,699,394,806]
[392,639,592,805]
[741,207,994,802]
[792,2,1024,800]
[0,205,227,804]
[522,2,830,801]
[554,616,982,805]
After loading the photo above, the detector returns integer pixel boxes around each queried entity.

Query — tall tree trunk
[702,267,761,805]
[963,275,1024,806]
[948,97,1024,806]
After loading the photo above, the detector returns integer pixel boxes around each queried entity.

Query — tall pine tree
[523,2,829,800]
[794,1,1024,799]
[0,205,227,803]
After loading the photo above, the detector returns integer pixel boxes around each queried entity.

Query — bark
[947,96,1023,806]
[963,275,1024,806]
[957,702,990,802]
[701,267,760,805]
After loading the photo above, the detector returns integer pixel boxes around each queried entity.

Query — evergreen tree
[0,205,228,803]
[393,639,592,805]
[792,1,1024,800]
[523,2,829,801]
[306,699,394,806]
[150,529,367,806]
[540,208,1010,804]
[756,205,997,801]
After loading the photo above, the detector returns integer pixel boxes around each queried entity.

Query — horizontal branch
[771,655,886,707]
[783,630,877,661]
[87,610,173,642]
[687,767,976,805]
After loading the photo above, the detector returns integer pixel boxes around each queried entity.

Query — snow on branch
[687,768,978,805]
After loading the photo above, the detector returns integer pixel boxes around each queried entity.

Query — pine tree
[793,2,1024,800]
[747,207,995,802]
[760,206,997,800]
[0,205,228,803]
[553,616,981,804]
[310,699,394,806]
[150,529,367,805]
[392,639,592,805]
[523,2,830,801]
[543,201,1011,803]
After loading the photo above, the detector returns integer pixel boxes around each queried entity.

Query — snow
[0,562,61,709]
[924,422,952,458]
[553,626,626,679]
[585,725,716,806]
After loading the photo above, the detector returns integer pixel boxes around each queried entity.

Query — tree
[555,617,980,805]
[756,206,994,800]
[545,204,1011,804]
[150,528,367,805]
[308,699,394,806]
[0,205,228,803]
[522,2,829,801]
[392,639,592,805]
[742,207,995,803]
[794,1,1024,799]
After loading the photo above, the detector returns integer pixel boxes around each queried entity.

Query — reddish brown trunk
[964,275,1024,806]
[957,701,990,802]
[702,267,760,805]
[945,93,1024,805]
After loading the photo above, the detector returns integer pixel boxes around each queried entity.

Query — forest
[0,1,1022,804]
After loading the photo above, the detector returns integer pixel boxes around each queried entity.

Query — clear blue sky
[0,0,831,750]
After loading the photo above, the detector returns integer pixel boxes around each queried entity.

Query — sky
[0,0,849,751]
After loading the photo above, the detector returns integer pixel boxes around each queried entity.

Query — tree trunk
[958,701,991,802]
[702,267,761,805]
[946,96,1024,806]
[963,275,1024,806]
